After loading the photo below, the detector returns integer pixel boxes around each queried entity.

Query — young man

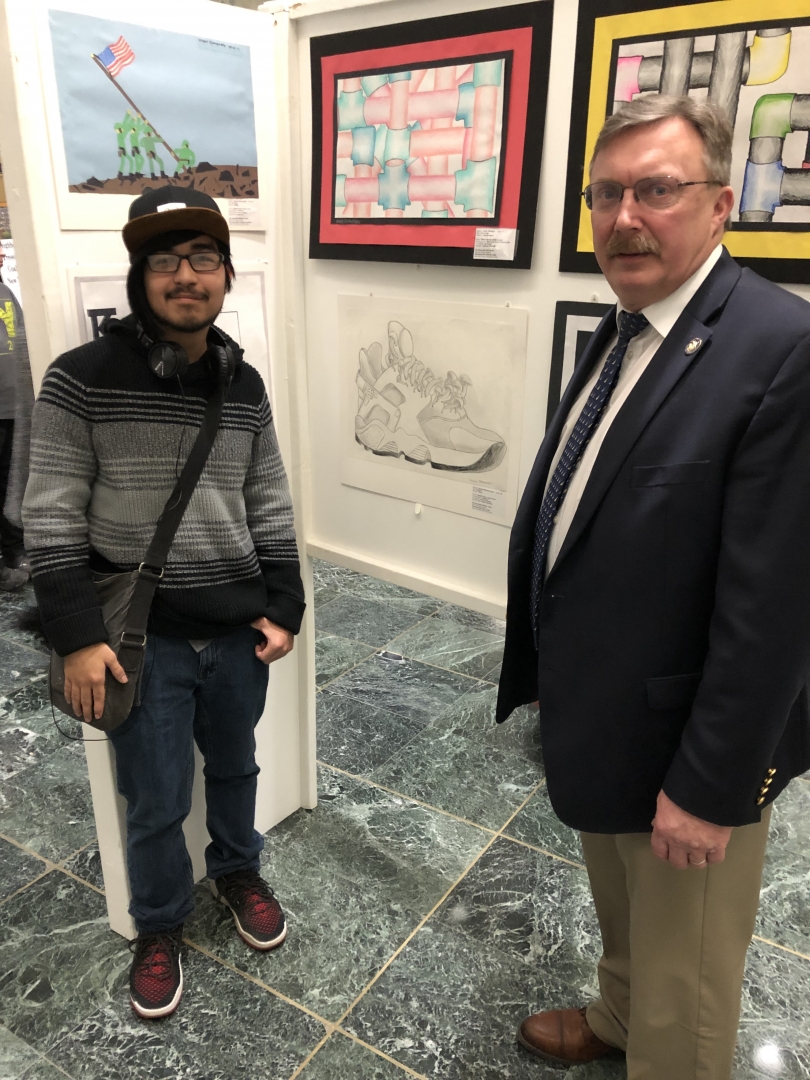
[22,187,305,1019]
[499,97,810,1077]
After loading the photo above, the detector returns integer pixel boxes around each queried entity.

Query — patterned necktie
[529,310,649,638]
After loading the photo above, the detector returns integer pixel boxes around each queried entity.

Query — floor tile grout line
[335,1029,431,1079]
[0,866,55,910]
[752,933,810,963]
[54,864,105,897]
[181,935,336,1030]
[499,831,586,869]
[331,780,546,1032]
[286,1030,335,1080]
[54,837,99,868]
[315,648,381,693]
[0,829,53,864]
[316,761,498,836]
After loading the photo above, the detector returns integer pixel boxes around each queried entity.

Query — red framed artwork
[309,3,554,269]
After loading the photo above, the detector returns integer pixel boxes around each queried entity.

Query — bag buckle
[138,562,164,581]
[120,631,147,649]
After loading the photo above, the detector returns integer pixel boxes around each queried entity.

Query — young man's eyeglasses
[146,251,225,274]
[582,176,722,213]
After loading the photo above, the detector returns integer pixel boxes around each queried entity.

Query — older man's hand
[650,789,732,870]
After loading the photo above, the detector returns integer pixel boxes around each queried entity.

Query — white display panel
[35,0,272,231]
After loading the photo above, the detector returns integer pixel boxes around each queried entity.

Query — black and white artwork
[340,295,528,524]
[70,269,272,394]
[547,300,613,429]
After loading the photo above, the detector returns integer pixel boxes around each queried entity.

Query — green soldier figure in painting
[139,125,167,180]
[114,122,133,180]
[174,140,196,175]
[128,112,145,178]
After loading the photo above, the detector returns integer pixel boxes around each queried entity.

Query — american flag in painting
[96,36,135,78]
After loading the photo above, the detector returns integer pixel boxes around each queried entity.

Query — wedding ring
[691,858,707,867]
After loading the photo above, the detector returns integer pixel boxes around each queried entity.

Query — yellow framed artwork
[560,0,810,282]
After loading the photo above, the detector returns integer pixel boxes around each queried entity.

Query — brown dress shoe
[517,1007,622,1065]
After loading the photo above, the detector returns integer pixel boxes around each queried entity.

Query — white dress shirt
[544,244,723,573]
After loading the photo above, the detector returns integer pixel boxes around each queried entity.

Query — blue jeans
[109,628,269,933]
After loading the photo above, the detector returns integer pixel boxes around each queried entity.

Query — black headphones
[136,322,236,387]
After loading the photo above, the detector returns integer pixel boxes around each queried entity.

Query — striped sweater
[22,317,305,656]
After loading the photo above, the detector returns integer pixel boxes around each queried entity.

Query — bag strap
[117,381,226,660]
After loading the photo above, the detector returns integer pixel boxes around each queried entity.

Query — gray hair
[589,95,733,186]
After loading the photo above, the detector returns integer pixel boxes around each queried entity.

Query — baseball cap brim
[123,206,230,253]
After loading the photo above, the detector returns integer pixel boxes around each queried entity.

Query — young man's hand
[63,643,128,723]
[251,617,294,665]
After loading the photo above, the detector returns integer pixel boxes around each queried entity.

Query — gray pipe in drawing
[659,37,694,96]
[708,32,747,127]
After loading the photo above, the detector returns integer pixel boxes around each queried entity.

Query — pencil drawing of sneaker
[354,321,506,472]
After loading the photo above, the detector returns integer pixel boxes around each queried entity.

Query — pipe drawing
[334,60,504,218]
[612,26,810,223]
[740,93,810,221]
[613,28,792,127]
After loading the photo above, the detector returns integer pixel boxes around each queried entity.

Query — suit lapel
[549,250,742,577]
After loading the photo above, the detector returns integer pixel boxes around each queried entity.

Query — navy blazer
[497,250,810,832]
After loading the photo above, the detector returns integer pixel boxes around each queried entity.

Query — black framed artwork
[309,2,554,269]
[547,300,613,429]
[560,0,810,283]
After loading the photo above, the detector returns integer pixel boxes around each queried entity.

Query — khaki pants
[581,808,771,1080]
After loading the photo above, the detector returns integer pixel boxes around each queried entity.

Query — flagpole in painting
[91,37,180,165]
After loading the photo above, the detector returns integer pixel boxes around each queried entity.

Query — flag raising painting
[48,10,259,199]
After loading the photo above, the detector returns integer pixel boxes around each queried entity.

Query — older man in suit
[498,96,810,1078]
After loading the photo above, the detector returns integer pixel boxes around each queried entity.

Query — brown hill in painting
[69,163,258,198]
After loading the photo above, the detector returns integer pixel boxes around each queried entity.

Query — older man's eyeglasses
[582,176,722,213]
[146,251,225,273]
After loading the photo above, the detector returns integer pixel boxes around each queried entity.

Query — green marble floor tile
[0,839,48,903]
[0,596,49,657]
[0,874,130,1053]
[0,710,81,783]
[432,604,506,637]
[315,594,435,648]
[301,1033,413,1079]
[371,686,543,830]
[756,781,810,956]
[0,677,50,723]
[343,918,600,1080]
[505,786,584,864]
[0,1023,42,1078]
[327,652,479,728]
[734,939,810,1077]
[17,1060,70,1080]
[312,559,360,608]
[45,947,323,1080]
[316,690,423,775]
[315,632,375,687]
[388,618,504,680]
[61,844,104,893]
[185,768,487,1020]
[482,661,502,684]
[0,639,49,691]
[434,837,600,967]
[0,749,94,863]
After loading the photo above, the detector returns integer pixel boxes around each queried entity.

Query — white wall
[288,0,810,617]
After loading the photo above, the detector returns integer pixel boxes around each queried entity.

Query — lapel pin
[685,337,703,355]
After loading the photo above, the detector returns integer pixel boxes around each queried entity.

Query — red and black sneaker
[128,926,183,1019]
[210,870,287,951]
